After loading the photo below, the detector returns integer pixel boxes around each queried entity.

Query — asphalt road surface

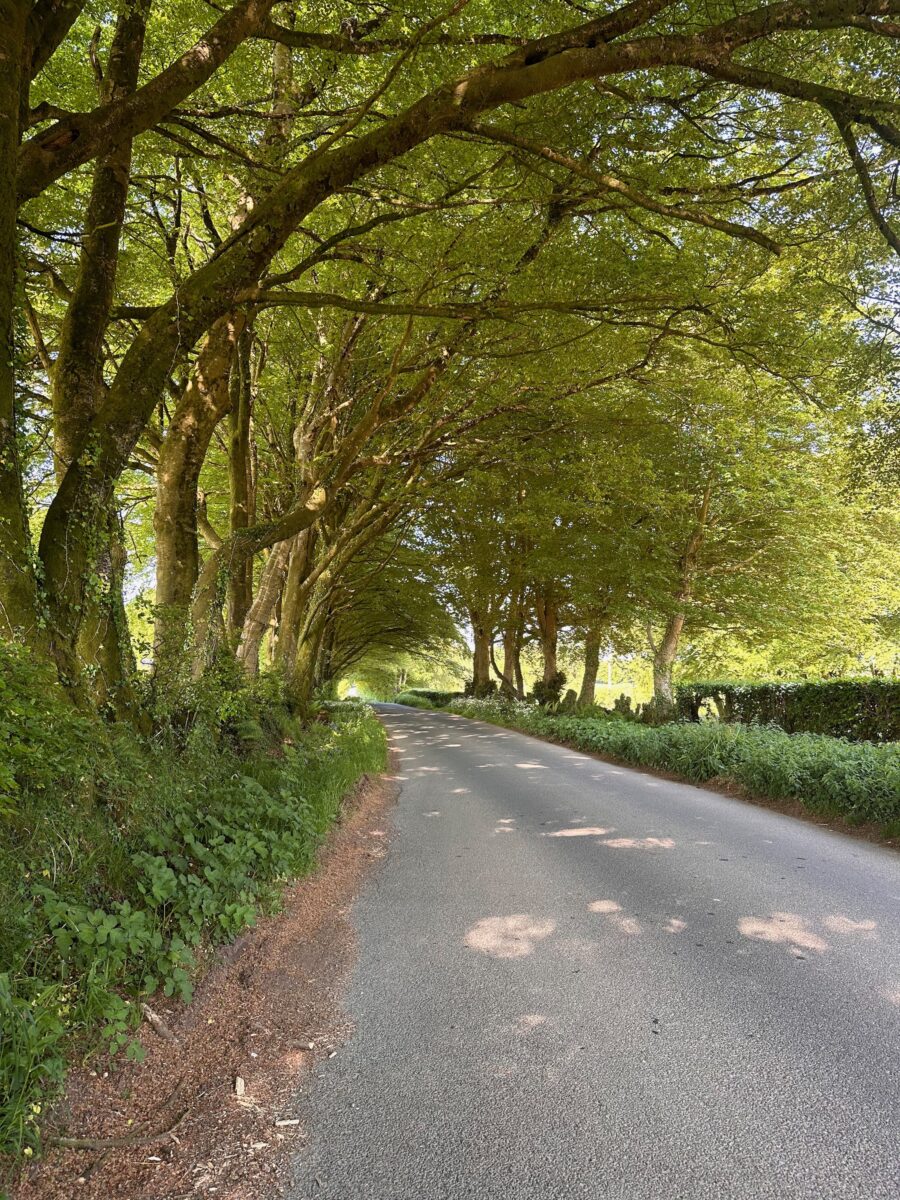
[289,703,900,1199]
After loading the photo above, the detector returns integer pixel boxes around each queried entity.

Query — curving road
[289,703,900,1199]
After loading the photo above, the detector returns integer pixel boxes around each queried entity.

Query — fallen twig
[141,1002,180,1046]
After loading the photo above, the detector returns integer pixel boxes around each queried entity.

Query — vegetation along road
[290,705,900,1200]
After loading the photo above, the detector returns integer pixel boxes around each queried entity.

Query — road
[289,703,900,1199]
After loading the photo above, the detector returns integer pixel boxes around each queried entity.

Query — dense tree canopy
[2,0,899,716]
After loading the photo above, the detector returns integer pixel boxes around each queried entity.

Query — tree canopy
[2,0,898,716]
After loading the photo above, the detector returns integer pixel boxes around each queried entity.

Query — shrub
[464,678,497,698]
[530,671,567,707]
[676,679,900,743]
[446,698,900,828]
[0,660,386,1165]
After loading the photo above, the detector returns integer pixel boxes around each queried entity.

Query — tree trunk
[153,315,243,684]
[0,4,43,646]
[651,613,685,706]
[237,538,291,677]
[534,586,558,682]
[51,1,149,477]
[290,575,332,706]
[37,2,149,687]
[649,483,712,707]
[471,611,492,693]
[274,530,314,670]
[499,579,524,697]
[78,509,145,727]
[226,327,255,634]
[578,627,602,707]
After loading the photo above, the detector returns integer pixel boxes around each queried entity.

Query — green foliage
[0,670,386,1164]
[0,645,96,812]
[447,699,900,828]
[676,680,900,743]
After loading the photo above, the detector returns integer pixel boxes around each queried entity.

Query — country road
[289,704,900,1200]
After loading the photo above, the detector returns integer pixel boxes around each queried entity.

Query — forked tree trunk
[578,628,602,706]
[38,2,149,691]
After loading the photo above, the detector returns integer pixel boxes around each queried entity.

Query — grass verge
[443,697,900,833]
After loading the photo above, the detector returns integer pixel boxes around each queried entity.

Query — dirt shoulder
[15,767,399,1200]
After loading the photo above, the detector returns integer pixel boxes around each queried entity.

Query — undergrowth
[446,697,900,829]
[0,647,386,1168]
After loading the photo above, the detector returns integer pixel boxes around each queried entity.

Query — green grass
[446,697,900,829]
[0,649,386,1167]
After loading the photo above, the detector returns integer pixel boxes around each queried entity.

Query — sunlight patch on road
[515,762,548,769]
[464,915,556,959]
[600,836,675,849]
[516,1014,547,1033]
[823,915,877,938]
[588,899,642,935]
[738,912,828,955]
[665,917,687,933]
[546,826,610,837]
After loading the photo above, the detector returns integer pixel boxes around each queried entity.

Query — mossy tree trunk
[0,4,42,647]
[578,627,602,706]
[48,1,149,705]
[227,326,256,635]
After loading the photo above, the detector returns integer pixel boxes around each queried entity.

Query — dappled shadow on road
[464,915,556,959]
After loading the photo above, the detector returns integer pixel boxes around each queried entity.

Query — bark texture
[0,4,42,642]
[578,627,602,707]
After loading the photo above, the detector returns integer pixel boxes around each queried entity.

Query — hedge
[393,689,462,708]
[446,697,900,829]
[675,680,900,743]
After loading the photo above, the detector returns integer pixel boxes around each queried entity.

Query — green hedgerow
[0,650,386,1167]
[446,698,900,827]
